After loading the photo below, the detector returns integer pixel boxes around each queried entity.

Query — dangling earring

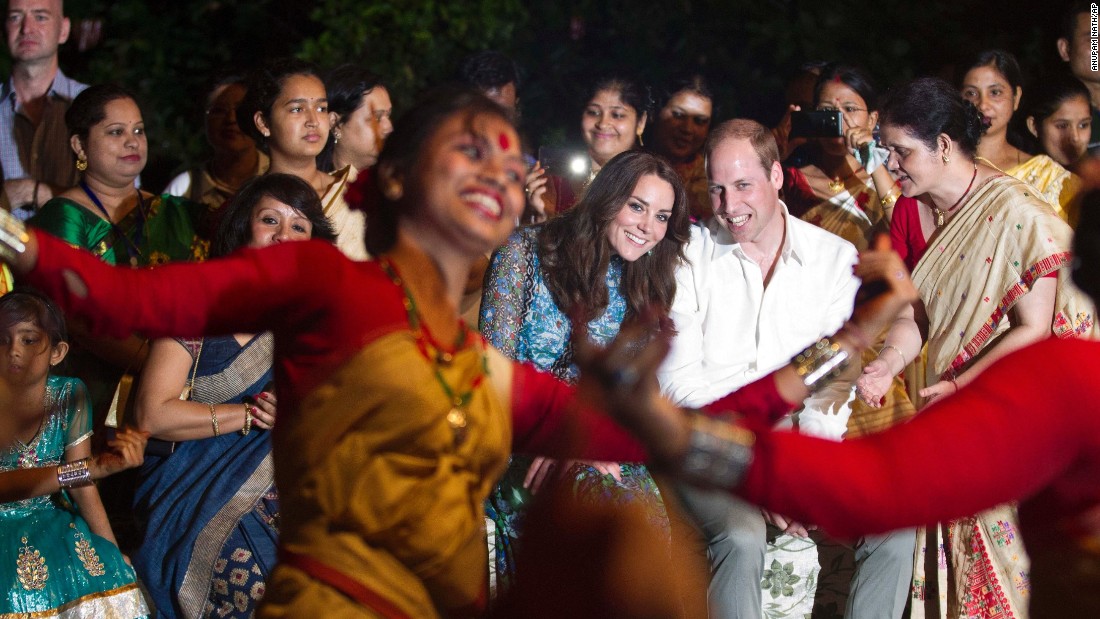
[75,157,87,172]
[646,249,653,257]
[383,181,403,201]
[942,154,950,164]
[333,129,341,145]
[637,131,644,147]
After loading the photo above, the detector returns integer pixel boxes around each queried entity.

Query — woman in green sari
[28,84,203,424]
[27,84,203,550]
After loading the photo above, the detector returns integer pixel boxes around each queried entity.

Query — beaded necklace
[379,258,489,446]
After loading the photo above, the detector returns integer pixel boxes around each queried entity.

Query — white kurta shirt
[658,204,860,440]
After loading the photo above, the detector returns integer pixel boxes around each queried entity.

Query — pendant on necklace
[15,446,36,468]
[934,208,946,227]
[828,177,844,193]
[446,406,468,446]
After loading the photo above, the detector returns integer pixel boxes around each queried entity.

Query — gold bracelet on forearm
[209,403,220,437]
[241,402,253,436]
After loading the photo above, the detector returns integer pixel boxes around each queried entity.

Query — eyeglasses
[816,105,867,115]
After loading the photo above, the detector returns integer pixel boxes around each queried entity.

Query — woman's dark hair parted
[813,63,879,110]
[237,58,325,153]
[65,84,141,146]
[211,173,336,257]
[879,77,986,158]
[365,85,515,256]
[316,64,384,171]
[538,149,690,325]
[0,289,68,345]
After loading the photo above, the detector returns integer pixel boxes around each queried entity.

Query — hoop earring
[75,158,87,171]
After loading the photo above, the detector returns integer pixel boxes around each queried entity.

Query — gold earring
[333,130,341,145]
[942,154,950,164]
[384,182,403,201]
[637,132,644,147]
[75,157,87,171]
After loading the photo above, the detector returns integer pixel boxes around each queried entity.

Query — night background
[3,0,1073,189]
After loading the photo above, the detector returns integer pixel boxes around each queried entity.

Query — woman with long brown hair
[479,149,690,592]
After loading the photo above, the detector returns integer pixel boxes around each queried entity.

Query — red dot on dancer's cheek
[498,132,510,150]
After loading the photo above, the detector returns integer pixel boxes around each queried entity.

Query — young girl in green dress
[0,291,149,617]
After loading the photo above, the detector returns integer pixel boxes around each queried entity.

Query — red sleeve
[890,197,926,271]
[25,230,346,340]
[23,231,401,402]
[703,375,799,426]
[509,363,648,462]
[738,339,1093,538]
[781,167,816,218]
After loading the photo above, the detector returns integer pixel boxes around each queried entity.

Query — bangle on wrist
[675,412,756,489]
[241,402,253,436]
[57,457,92,489]
[791,336,851,393]
[879,344,906,367]
[209,403,220,437]
[880,188,900,208]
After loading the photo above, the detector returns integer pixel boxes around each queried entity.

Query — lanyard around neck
[79,180,147,265]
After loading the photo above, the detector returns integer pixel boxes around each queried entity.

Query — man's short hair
[1060,1,1094,42]
[456,50,519,91]
[704,119,779,174]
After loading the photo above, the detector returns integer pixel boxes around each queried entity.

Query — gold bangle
[241,402,253,436]
[880,344,906,366]
[209,403,220,436]
[880,189,900,208]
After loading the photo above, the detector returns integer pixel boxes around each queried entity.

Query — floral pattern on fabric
[479,226,669,596]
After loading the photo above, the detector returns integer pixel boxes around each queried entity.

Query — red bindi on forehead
[498,132,510,151]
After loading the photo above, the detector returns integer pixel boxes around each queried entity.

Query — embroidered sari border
[177,453,275,617]
[945,252,1071,379]
[0,582,146,619]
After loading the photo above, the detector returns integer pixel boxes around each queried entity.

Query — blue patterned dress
[133,334,277,619]
[0,376,148,617]
[479,225,668,593]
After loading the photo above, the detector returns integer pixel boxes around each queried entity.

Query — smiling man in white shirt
[658,119,912,619]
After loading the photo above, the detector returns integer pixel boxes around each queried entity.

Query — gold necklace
[827,169,862,194]
[931,166,978,228]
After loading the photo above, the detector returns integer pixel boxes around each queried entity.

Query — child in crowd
[0,291,149,617]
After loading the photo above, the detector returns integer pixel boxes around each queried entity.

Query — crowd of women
[0,12,1098,619]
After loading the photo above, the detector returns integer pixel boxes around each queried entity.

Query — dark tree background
[0,0,1070,189]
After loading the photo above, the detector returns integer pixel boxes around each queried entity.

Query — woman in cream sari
[238,60,366,261]
[858,78,1096,618]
